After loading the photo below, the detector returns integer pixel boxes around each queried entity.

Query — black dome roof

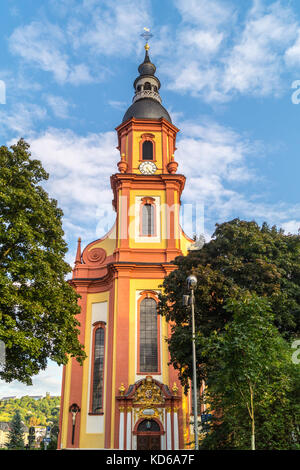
[122,98,172,123]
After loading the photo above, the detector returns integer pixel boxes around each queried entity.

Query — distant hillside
[0,396,60,426]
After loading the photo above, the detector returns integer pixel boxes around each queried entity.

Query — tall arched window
[139,298,158,372]
[144,82,151,90]
[142,203,154,236]
[142,141,153,160]
[91,326,105,414]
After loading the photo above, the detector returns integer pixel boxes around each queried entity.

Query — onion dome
[122,44,172,123]
[138,47,156,76]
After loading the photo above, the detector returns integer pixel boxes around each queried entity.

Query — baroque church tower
[58,42,194,450]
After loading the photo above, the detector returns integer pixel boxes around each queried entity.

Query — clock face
[139,161,157,175]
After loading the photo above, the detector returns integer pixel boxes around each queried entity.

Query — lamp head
[187,274,197,289]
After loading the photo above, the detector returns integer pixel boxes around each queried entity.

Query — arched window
[137,85,141,92]
[91,326,105,414]
[144,82,151,90]
[142,141,153,160]
[142,203,154,236]
[137,419,160,432]
[139,298,158,372]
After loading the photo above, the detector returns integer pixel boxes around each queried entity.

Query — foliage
[0,396,60,427]
[0,139,86,384]
[6,410,24,449]
[198,294,300,450]
[158,219,300,449]
[158,219,300,390]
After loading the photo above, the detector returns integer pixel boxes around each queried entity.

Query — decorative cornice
[115,117,179,135]
[70,261,178,288]
[110,172,186,208]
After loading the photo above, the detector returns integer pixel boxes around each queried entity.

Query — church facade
[58,43,195,450]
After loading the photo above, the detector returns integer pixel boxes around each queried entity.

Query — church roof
[122,98,171,123]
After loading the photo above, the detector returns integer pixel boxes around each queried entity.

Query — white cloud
[178,120,256,180]
[174,118,300,235]
[167,62,220,99]
[29,128,118,242]
[8,1,152,87]
[285,31,300,67]
[108,100,127,111]
[67,63,95,85]
[176,119,258,233]
[45,95,70,119]
[9,21,95,85]
[6,0,300,101]
[222,1,298,96]
[0,103,47,135]
[280,220,300,234]
[71,0,151,57]
[178,29,224,56]
[174,0,234,28]
[163,0,300,102]
[0,361,62,398]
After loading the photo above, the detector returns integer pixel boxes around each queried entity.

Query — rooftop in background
[0,393,60,401]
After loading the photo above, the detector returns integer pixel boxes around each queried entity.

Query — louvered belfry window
[92,327,105,413]
[142,203,154,236]
[139,298,158,372]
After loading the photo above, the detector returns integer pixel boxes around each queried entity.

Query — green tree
[0,139,86,384]
[6,410,25,449]
[158,219,300,390]
[198,294,299,450]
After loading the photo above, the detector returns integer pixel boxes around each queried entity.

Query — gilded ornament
[172,382,178,396]
[133,376,164,406]
[134,406,163,421]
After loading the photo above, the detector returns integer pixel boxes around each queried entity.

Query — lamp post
[186,274,199,450]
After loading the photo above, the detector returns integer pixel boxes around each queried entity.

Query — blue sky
[1,0,300,397]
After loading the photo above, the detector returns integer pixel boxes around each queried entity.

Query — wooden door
[137,435,161,450]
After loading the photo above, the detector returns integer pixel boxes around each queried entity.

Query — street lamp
[185,274,199,450]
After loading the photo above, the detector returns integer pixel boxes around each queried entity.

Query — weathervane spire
[140,27,153,51]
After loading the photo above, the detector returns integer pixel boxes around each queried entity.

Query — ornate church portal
[58,42,194,450]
